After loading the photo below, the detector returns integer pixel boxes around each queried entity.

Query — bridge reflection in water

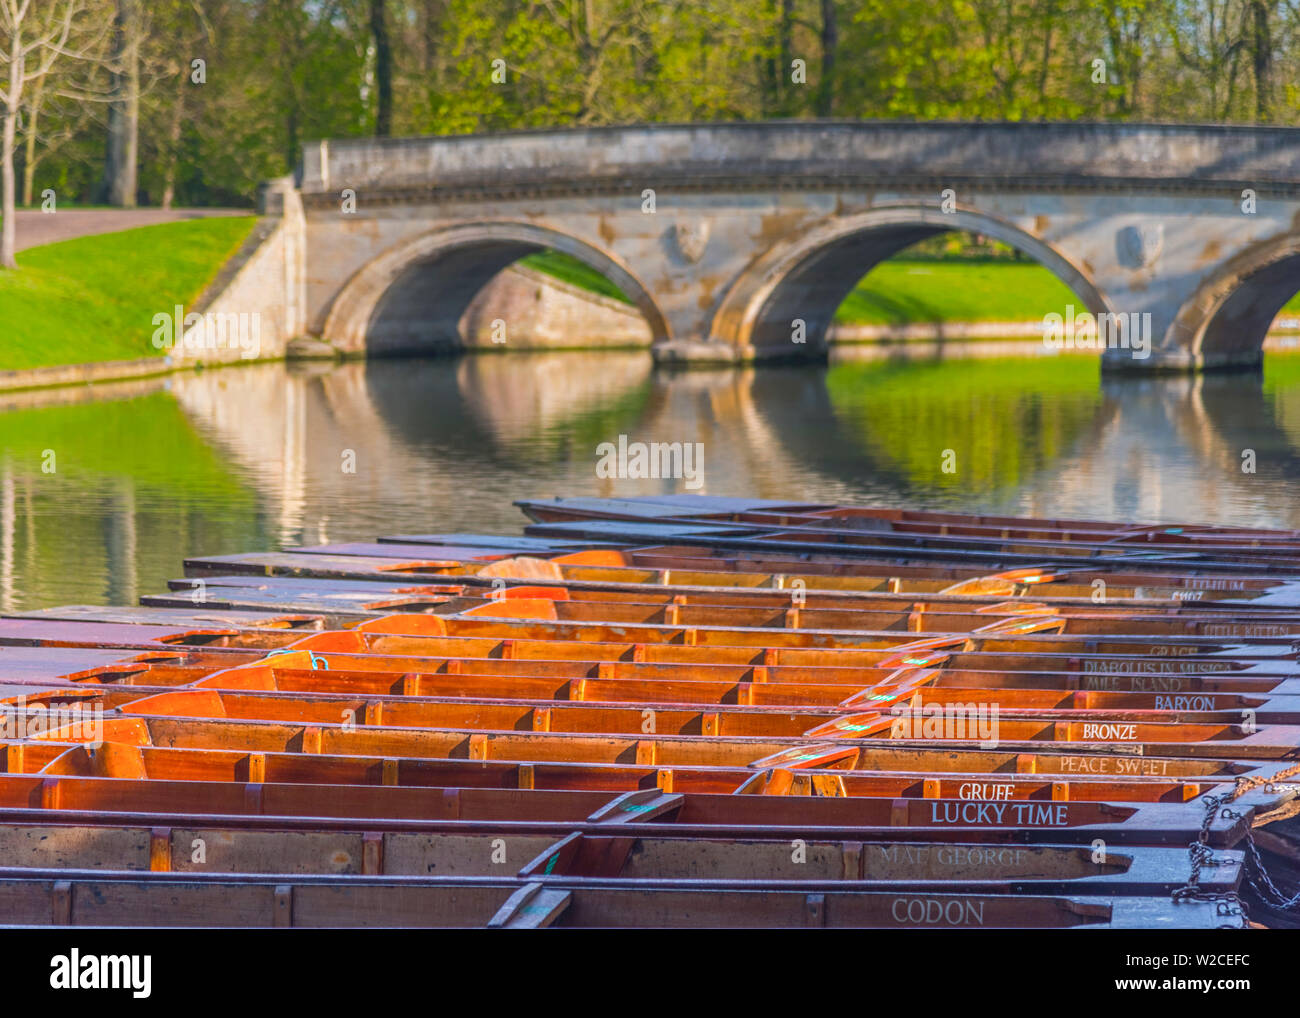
[3,349,1300,609]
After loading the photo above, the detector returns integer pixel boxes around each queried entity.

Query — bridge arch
[1165,232,1300,371]
[707,204,1114,358]
[321,221,672,354]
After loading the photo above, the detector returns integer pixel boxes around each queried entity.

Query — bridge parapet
[297,121,1300,199]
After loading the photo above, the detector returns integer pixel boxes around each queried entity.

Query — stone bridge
[252,121,1300,372]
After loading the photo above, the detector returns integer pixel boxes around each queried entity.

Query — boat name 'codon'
[891,897,986,926]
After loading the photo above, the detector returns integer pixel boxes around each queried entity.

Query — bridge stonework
[263,122,1300,372]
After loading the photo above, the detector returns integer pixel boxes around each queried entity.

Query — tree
[101,0,142,206]
[0,0,103,268]
[1166,0,1250,121]
[370,0,392,135]
[817,0,838,115]
[1248,0,1273,119]
[144,0,212,209]
[1102,0,1155,115]
[19,61,95,205]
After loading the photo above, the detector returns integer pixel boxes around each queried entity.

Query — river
[2,347,1300,610]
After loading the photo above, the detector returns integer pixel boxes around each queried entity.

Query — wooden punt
[160,574,1300,634]
[512,520,1300,571]
[514,495,1300,544]
[182,546,1300,605]
[0,868,1246,928]
[5,497,1300,927]
[0,817,1242,893]
[517,495,1300,556]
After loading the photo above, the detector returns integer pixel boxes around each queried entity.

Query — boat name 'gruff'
[958,782,1014,800]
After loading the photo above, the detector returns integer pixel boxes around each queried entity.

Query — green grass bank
[0,217,258,371]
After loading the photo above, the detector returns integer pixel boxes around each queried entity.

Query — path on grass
[12,208,249,253]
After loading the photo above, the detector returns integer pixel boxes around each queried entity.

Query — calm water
[3,347,1300,610]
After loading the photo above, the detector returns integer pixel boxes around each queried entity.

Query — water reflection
[1,349,1299,609]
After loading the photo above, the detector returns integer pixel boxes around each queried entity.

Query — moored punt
[159,575,1300,637]
[0,819,1240,892]
[8,496,1300,927]
[181,547,1300,606]
[0,869,1245,928]
[512,519,1300,571]
[513,496,1300,546]
[516,495,1300,554]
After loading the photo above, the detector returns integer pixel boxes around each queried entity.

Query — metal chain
[1173,762,1300,922]
[1240,835,1300,910]
[1171,789,1242,912]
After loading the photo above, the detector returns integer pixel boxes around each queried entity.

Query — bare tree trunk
[419,0,435,72]
[0,0,94,264]
[103,0,139,207]
[1036,1,1057,109]
[20,87,37,207]
[2,106,18,268]
[1251,0,1271,121]
[370,0,392,136]
[285,106,298,176]
[160,67,185,210]
[817,0,837,116]
[778,0,793,111]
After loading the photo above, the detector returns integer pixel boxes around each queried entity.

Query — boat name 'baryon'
[594,435,704,490]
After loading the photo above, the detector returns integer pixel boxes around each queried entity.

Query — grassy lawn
[0,217,258,371]
[836,260,1075,324]
[519,249,633,303]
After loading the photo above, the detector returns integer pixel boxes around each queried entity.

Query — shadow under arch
[321,221,672,355]
[1165,232,1300,371]
[708,205,1113,357]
